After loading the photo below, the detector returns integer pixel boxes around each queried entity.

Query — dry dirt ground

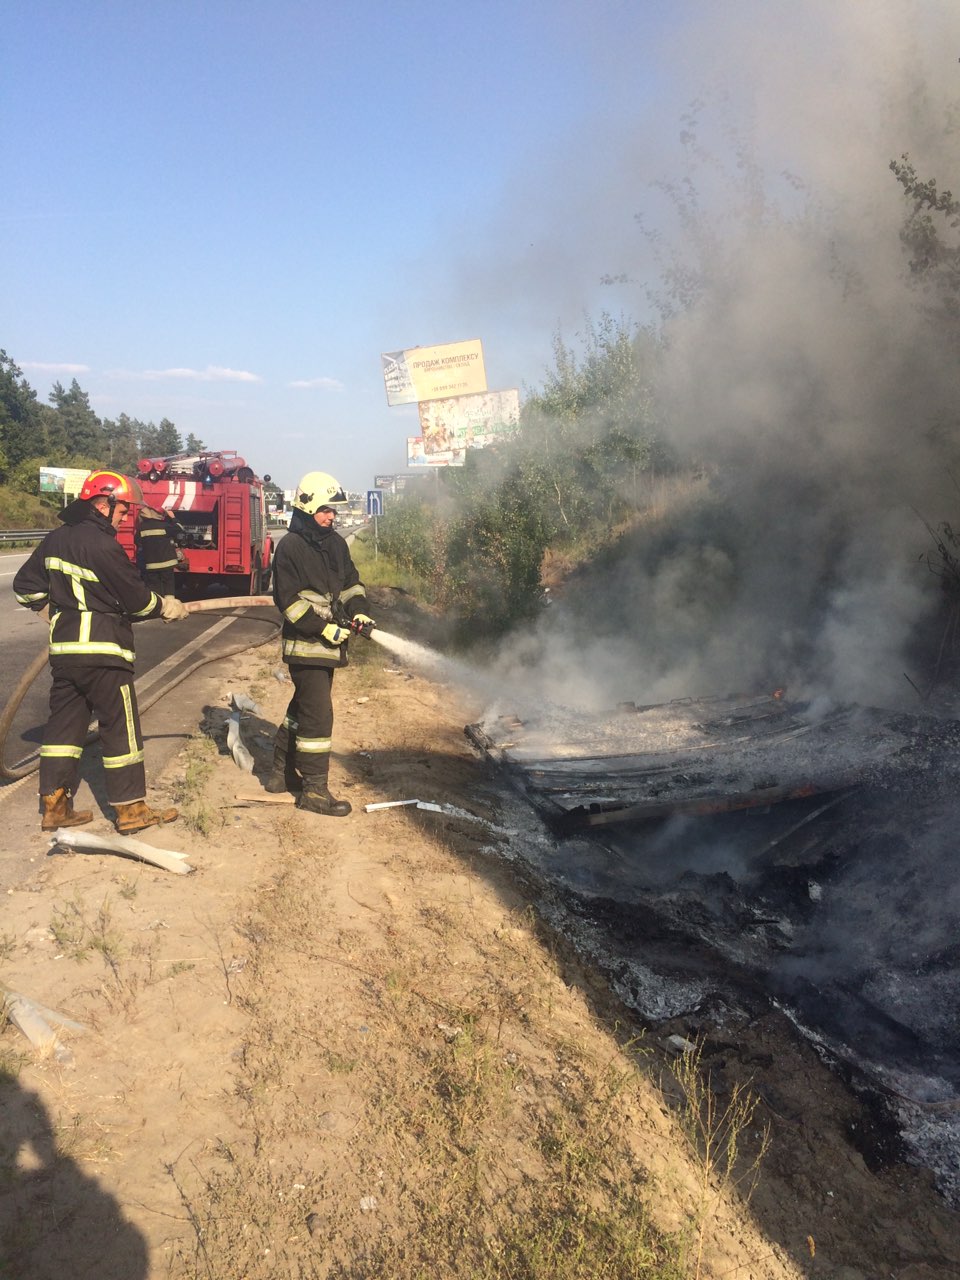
[0,588,958,1280]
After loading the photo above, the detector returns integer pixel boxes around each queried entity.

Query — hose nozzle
[333,602,375,638]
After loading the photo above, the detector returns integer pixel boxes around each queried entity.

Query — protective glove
[321,622,350,645]
[160,595,190,622]
[349,612,376,637]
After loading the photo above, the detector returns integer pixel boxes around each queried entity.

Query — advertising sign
[416,389,520,465]
[39,466,89,498]
[406,436,453,467]
[374,474,396,492]
[382,339,486,407]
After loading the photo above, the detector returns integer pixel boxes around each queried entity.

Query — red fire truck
[118,451,274,596]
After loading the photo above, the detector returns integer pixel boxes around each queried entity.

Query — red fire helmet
[78,470,145,506]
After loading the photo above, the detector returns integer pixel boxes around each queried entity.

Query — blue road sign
[366,489,383,517]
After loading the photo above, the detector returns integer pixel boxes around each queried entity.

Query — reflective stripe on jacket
[136,507,183,571]
[13,505,163,671]
[272,515,368,669]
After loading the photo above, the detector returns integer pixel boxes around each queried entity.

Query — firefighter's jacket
[13,502,163,672]
[136,506,183,572]
[272,510,368,668]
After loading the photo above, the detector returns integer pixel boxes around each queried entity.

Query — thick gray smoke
[488,0,960,716]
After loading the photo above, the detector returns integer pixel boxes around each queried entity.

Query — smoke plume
[486,0,960,715]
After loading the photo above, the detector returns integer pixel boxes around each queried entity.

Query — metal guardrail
[0,530,49,544]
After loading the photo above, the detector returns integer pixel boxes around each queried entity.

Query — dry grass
[151,646,767,1280]
[664,1042,772,1279]
[159,820,705,1280]
[172,733,222,836]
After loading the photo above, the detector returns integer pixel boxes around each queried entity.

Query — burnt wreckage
[467,693,960,1201]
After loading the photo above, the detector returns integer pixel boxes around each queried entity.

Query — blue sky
[3,0,690,492]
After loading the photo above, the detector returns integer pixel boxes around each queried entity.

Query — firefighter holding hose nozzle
[13,470,190,835]
[267,470,375,815]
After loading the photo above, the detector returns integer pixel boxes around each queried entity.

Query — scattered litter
[359,1196,379,1214]
[664,1034,697,1055]
[436,1021,462,1041]
[808,880,823,902]
[1,983,87,1063]
[363,798,486,820]
[273,667,291,683]
[50,827,194,875]
[382,667,402,674]
[235,790,296,805]
[229,691,261,715]
[356,696,370,704]
[227,708,255,773]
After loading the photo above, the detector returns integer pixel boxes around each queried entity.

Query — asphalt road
[0,551,280,779]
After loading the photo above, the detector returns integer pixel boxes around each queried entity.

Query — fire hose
[0,596,279,782]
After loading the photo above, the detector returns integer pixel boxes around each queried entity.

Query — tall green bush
[376,313,672,643]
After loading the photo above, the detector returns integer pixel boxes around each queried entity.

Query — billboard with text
[39,466,90,498]
[382,339,486,407]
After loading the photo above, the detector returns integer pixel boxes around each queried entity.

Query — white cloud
[107,365,263,383]
[288,376,344,390]
[19,360,90,374]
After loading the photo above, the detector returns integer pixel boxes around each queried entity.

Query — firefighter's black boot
[263,744,301,795]
[297,784,351,817]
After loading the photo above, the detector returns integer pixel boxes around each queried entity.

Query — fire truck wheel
[249,554,263,596]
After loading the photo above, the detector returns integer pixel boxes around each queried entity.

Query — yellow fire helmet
[293,471,347,513]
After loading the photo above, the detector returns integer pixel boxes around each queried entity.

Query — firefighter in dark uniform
[13,470,191,834]
[267,470,375,815]
[136,505,185,596]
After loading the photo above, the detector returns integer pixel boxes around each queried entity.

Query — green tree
[890,154,960,313]
[0,350,44,479]
[378,313,671,641]
[48,378,104,459]
[101,413,143,471]
[140,417,182,457]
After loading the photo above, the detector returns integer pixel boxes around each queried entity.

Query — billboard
[39,466,89,498]
[382,339,487,407]
[407,437,450,467]
[416,389,520,466]
[374,474,396,492]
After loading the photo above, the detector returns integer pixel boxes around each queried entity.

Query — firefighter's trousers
[40,666,148,805]
[274,665,336,785]
[145,567,176,596]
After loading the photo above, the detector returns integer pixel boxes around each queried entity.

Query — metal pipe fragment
[1,984,87,1062]
[49,827,194,874]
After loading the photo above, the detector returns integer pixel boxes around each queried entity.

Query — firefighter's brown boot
[114,800,179,835]
[40,788,93,833]
[297,785,351,817]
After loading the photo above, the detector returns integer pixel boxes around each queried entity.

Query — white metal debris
[1,984,87,1063]
[50,827,194,875]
